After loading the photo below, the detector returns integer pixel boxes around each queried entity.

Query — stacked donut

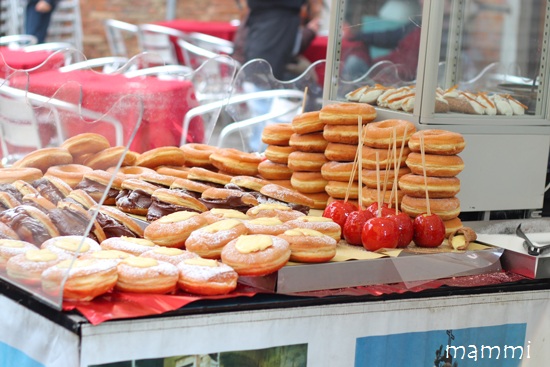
[319,102,378,206]
[360,119,416,208]
[258,123,295,185]
[399,129,465,236]
[287,111,330,209]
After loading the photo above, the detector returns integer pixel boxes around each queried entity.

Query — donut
[93,205,144,238]
[287,152,328,172]
[108,165,156,179]
[324,142,357,162]
[100,236,157,256]
[400,195,461,220]
[288,132,328,153]
[300,191,330,210]
[179,143,218,168]
[362,167,411,189]
[0,191,20,210]
[116,257,178,294]
[80,249,133,263]
[144,211,208,248]
[83,146,134,170]
[170,178,210,198]
[398,173,460,198]
[246,203,306,222]
[209,148,262,176]
[187,167,233,186]
[405,153,464,177]
[258,160,293,180]
[323,124,359,144]
[0,167,43,184]
[361,187,405,209]
[0,205,60,245]
[6,249,67,286]
[200,187,257,213]
[264,145,296,164]
[327,196,358,208]
[115,178,160,216]
[45,164,93,189]
[269,179,293,189]
[291,172,328,194]
[259,184,315,209]
[286,216,342,241]
[278,228,337,263]
[21,194,55,212]
[361,146,411,170]
[147,188,208,221]
[48,201,107,243]
[408,129,465,155]
[319,102,376,125]
[155,166,190,180]
[261,123,294,145]
[74,170,124,205]
[229,175,271,192]
[325,181,359,200]
[12,180,39,196]
[63,189,98,210]
[13,147,73,173]
[243,217,291,235]
[291,111,324,134]
[140,247,198,266]
[177,257,238,295]
[0,222,20,241]
[321,161,358,182]
[363,119,416,148]
[31,176,72,205]
[139,172,178,188]
[61,133,111,157]
[41,235,101,257]
[41,258,118,302]
[185,219,249,259]
[220,234,291,276]
[200,208,250,224]
[0,239,36,271]
[135,146,186,168]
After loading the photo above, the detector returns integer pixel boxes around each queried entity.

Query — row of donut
[346,84,527,115]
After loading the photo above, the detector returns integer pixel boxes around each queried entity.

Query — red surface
[0,48,65,76]
[9,70,202,152]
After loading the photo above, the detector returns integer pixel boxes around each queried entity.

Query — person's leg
[25,5,53,43]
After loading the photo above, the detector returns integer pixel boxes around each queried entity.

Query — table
[8,70,202,152]
[0,47,65,77]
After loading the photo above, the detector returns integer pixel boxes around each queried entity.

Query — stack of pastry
[319,102,377,205]
[399,129,465,236]
[287,111,330,209]
[360,119,416,208]
[258,123,295,185]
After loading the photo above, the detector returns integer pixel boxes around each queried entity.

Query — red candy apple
[323,200,357,232]
[412,213,446,248]
[343,210,374,246]
[361,217,399,251]
[387,212,414,248]
[366,202,394,218]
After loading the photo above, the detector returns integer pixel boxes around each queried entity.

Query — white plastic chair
[46,0,83,50]
[59,57,130,73]
[0,0,24,36]
[103,19,139,58]
[23,42,76,52]
[137,23,188,65]
[0,34,38,48]
[124,64,193,79]
[186,32,234,56]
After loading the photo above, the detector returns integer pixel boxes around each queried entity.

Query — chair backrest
[47,0,83,50]
[103,19,139,58]
[0,0,24,36]
[187,32,234,55]
[123,64,193,79]
[59,56,130,73]
[0,34,38,48]
[23,42,76,52]
[137,23,187,65]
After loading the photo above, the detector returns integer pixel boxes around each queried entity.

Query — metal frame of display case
[324,0,550,217]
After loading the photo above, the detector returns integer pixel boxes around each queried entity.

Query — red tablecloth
[156,19,238,41]
[9,70,201,152]
[0,47,65,77]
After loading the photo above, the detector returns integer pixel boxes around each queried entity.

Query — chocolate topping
[32,178,65,205]
[171,187,201,199]
[0,206,51,245]
[95,211,138,238]
[198,196,254,214]
[0,184,24,202]
[75,178,120,201]
[115,189,152,211]
[146,198,200,222]
[48,208,99,242]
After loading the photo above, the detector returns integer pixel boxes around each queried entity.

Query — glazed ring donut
[400,195,461,220]
[325,180,359,199]
[155,166,190,180]
[177,258,238,295]
[288,152,328,172]
[361,146,411,170]
[291,111,325,134]
[323,124,360,144]
[41,258,118,302]
[13,147,73,173]
[288,132,328,153]
[210,148,262,176]
[101,236,157,256]
[61,133,111,157]
[229,175,271,192]
[0,239,36,271]
[291,172,328,194]
[259,183,315,208]
[140,247,198,266]
[220,234,291,276]
[83,146,132,170]
[243,217,291,235]
[185,219,249,259]
[116,257,179,294]
[324,142,358,162]
[6,249,67,286]
[264,145,296,164]
[363,119,416,148]
[286,216,341,241]
[321,161,358,182]
[398,173,460,198]
[246,203,306,222]
[187,167,233,186]
[319,102,376,125]
[258,160,293,180]
[408,129,465,155]
[362,167,411,189]
[109,165,156,179]
[135,146,186,168]
[278,228,337,263]
[261,123,294,145]
[179,143,218,168]
[361,187,405,209]
[443,217,463,238]
[45,164,92,189]
[41,235,101,257]
[405,153,464,177]
[144,211,208,248]
[0,167,43,184]
[139,172,177,188]
[170,178,211,197]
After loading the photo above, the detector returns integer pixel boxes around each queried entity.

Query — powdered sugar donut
[177,257,238,295]
[185,219,248,259]
[116,257,178,294]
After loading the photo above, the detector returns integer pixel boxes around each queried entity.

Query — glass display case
[323,0,550,215]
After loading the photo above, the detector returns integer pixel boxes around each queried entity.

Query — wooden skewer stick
[345,116,363,203]
[358,121,363,210]
[387,127,397,209]
[394,125,409,213]
[381,140,393,204]
[376,150,381,217]
[301,86,309,113]
[392,129,399,214]
[420,132,431,216]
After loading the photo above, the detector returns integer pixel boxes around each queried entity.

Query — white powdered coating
[6,251,67,283]
[177,261,236,282]
[117,259,178,279]
[42,258,117,278]
[140,248,198,266]
[41,236,101,256]
[186,224,247,254]
[286,218,341,234]
[0,240,37,264]
[243,220,291,235]
[101,237,156,256]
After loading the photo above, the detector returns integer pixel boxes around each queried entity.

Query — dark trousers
[25,1,54,43]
